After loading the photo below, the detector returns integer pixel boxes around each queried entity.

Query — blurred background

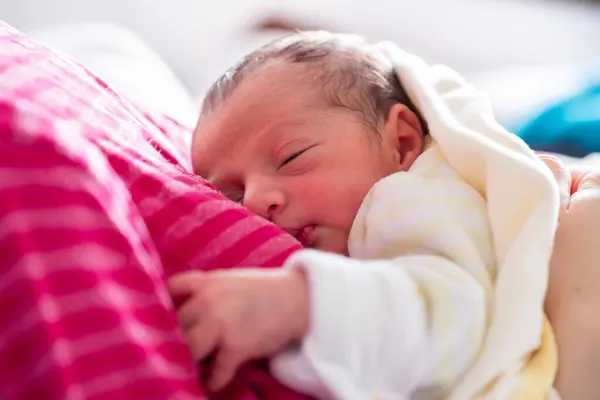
[2,0,600,156]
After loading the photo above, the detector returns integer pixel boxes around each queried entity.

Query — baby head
[192,31,426,255]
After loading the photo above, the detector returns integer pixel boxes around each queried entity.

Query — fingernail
[546,165,571,209]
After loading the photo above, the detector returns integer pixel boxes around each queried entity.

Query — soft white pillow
[28,22,199,127]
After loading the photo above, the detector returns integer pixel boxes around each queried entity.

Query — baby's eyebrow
[274,137,312,155]
[260,119,309,139]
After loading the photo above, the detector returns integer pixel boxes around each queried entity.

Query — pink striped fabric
[0,22,308,400]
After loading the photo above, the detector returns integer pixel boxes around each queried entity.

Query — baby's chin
[313,231,350,256]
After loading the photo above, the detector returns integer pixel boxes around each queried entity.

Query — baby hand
[168,268,309,392]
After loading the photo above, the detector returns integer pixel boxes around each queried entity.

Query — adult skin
[542,154,600,400]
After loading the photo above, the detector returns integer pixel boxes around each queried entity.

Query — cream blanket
[272,35,560,400]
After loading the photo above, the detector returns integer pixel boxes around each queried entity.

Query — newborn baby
[169,31,560,399]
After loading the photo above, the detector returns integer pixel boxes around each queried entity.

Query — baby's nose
[243,185,285,221]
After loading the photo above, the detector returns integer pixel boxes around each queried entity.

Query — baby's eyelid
[282,150,304,166]
[235,190,246,204]
[221,188,245,204]
[279,144,317,168]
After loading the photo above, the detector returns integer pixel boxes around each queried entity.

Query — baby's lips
[296,225,316,247]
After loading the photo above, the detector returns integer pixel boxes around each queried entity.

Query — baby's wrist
[284,268,310,341]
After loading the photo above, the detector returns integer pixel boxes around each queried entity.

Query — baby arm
[272,170,493,399]
[168,170,492,398]
[270,250,488,399]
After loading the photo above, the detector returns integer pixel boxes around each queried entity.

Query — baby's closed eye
[221,188,245,204]
[278,145,318,170]
[281,150,305,167]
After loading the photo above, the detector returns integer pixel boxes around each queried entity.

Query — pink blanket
[0,22,310,400]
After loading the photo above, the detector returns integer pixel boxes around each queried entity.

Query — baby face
[192,64,420,255]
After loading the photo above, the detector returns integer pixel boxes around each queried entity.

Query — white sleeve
[270,249,487,400]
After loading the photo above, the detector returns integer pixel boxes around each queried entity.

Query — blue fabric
[514,77,600,157]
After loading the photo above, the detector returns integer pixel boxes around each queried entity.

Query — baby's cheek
[315,186,359,226]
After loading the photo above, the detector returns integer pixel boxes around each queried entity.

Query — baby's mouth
[292,225,316,247]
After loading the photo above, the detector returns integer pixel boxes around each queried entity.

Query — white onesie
[271,37,560,400]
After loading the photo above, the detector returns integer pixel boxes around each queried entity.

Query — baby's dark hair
[201,31,427,134]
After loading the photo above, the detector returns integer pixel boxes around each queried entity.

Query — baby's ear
[384,103,424,171]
